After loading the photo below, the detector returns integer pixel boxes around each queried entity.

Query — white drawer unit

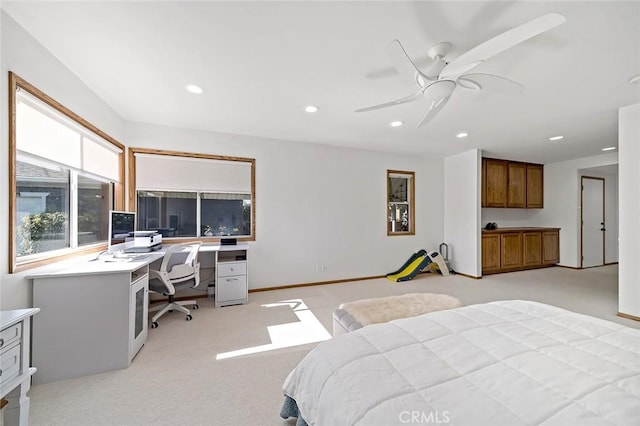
[0,308,39,426]
[215,248,249,308]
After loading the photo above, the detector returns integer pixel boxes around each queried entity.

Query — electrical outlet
[321,264,328,272]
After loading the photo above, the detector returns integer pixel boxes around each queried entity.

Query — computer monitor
[108,210,136,253]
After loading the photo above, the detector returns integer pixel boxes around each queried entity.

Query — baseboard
[605,262,619,266]
[556,264,581,270]
[454,272,481,279]
[618,312,640,322]
[249,275,386,293]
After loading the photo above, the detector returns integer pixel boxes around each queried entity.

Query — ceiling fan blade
[440,13,566,79]
[417,95,451,128]
[387,39,430,84]
[417,80,456,127]
[355,90,423,113]
[458,73,525,95]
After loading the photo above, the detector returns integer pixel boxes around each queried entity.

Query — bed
[281,300,640,425]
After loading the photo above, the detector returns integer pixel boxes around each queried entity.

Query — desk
[27,243,249,384]
[0,309,39,426]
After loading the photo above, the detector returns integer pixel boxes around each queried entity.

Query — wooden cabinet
[507,162,527,208]
[484,159,508,207]
[482,234,501,273]
[542,231,560,264]
[526,164,544,208]
[500,233,522,268]
[523,232,542,266]
[481,158,543,209]
[482,228,559,275]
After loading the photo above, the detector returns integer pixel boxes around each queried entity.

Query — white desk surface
[0,308,40,329]
[26,243,249,279]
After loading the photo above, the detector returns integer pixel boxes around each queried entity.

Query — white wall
[126,122,444,290]
[619,102,640,317]
[531,152,618,267]
[0,12,126,309]
[443,149,481,277]
[578,165,618,264]
[481,208,539,229]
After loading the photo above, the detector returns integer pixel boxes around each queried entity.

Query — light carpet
[28,265,638,425]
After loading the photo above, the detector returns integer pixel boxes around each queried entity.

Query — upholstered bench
[332,293,463,336]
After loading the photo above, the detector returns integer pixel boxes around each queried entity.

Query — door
[507,162,526,208]
[581,177,605,267]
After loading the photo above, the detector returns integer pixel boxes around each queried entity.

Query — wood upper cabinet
[507,162,527,208]
[481,158,543,209]
[523,232,542,266]
[485,159,508,207]
[482,233,501,272]
[526,164,544,208]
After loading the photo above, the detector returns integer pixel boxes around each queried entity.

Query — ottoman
[332,293,463,336]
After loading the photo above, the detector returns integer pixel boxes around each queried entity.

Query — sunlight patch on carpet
[216,299,331,360]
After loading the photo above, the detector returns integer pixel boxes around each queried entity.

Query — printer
[124,231,162,253]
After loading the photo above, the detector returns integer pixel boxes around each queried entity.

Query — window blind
[135,153,252,193]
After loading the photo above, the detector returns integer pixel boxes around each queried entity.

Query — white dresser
[0,308,39,426]
[215,245,249,308]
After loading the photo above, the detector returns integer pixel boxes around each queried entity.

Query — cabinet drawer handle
[0,338,4,348]
[0,368,3,377]
[227,278,238,282]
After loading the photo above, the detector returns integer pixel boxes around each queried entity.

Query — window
[9,72,125,272]
[387,170,415,235]
[129,148,255,241]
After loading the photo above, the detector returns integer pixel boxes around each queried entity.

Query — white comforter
[283,300,640,425]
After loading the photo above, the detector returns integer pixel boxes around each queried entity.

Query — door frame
[580,176,605,268]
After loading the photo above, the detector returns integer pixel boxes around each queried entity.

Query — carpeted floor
[28,265,637,425]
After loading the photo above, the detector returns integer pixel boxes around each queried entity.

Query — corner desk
[26,243,248,385]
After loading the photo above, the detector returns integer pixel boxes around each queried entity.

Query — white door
[581,177,605,267]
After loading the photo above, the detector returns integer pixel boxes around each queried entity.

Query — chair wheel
[151,321,159,329]
[193,304,199,310]
[186,314,192,321]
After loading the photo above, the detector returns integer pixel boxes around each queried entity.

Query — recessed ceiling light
[601,146,617,151]
[390,121,403,127]
[549,135,564,141]
[629,74,640,84]
[456,132,469,138]
[304,105,319,113]
[186,84,203,94]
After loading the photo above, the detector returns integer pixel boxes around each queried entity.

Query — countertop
[482,227,561,233]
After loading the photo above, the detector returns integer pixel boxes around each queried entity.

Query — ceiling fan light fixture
[601,146,617,151]
[549,135,564,141]
[456,132,469,138]
[390,121,404,127]
[304,105,319,113]
[186,84,204,94]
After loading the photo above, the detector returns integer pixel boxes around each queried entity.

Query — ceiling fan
[356,13,566,127]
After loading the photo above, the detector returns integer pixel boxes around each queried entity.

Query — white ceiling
[3,1,640,163]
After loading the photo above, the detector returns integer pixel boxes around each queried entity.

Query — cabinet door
[542,231,560,264]
[523,232,542,266]
[485,159,507,207]
[482,234,501,273]
[501,233,522,268]
[527,164,544,208]
[507,162,527,208]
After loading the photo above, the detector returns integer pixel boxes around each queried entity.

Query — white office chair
[148,242,202,328]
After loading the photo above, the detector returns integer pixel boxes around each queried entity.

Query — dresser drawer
[217,262,247,277]
[0,342,22,386]
[0,322,22,351]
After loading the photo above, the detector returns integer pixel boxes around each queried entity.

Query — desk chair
[148,242,202,328]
